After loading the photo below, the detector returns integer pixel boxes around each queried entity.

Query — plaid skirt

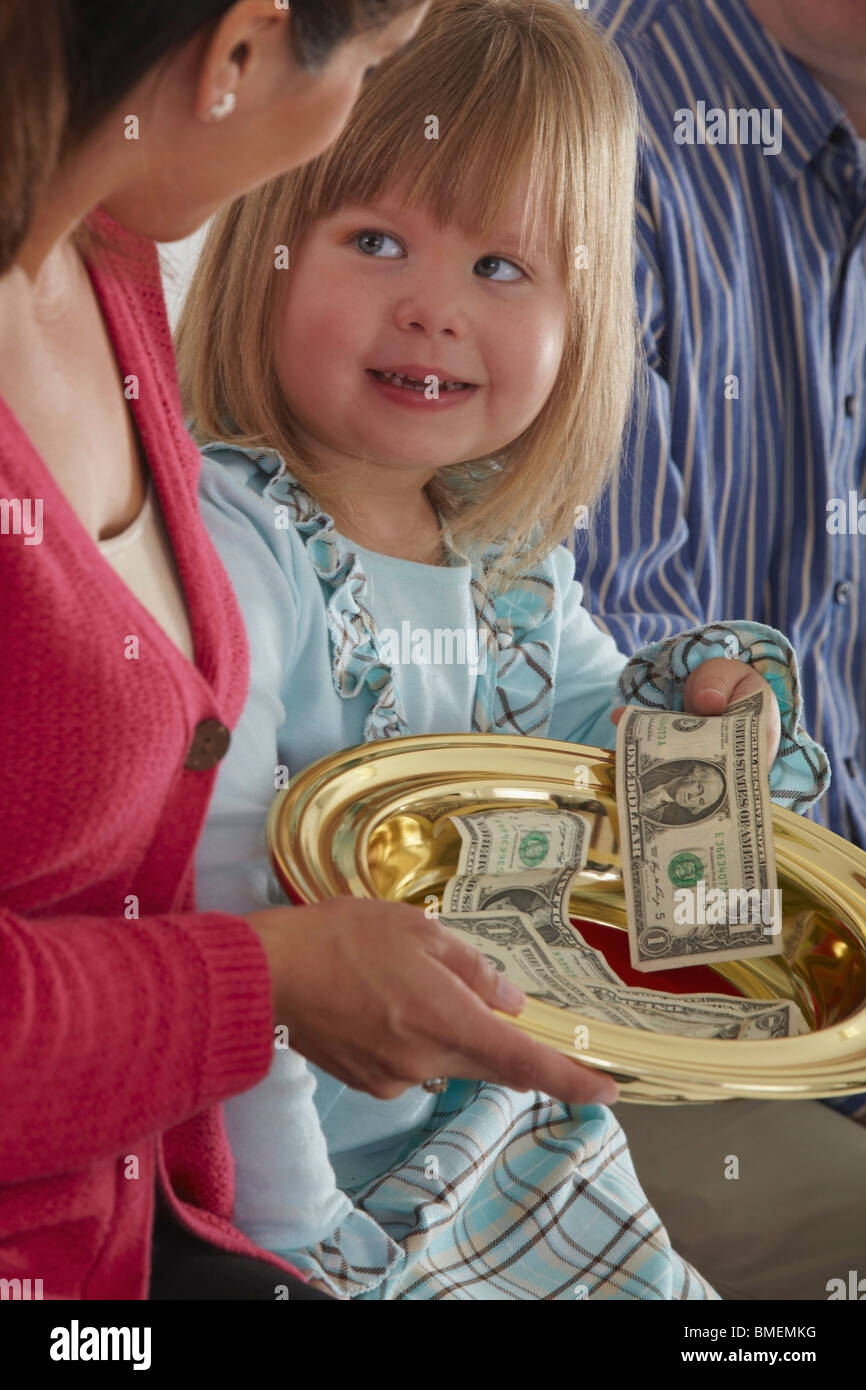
[277,1083,720,1300]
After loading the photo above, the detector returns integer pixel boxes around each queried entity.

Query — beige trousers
[617,1098,866,1301]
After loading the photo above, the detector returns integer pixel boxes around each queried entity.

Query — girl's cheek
[289,303,349,363]
[311,285,368,345]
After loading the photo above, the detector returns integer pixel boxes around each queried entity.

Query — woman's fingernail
[589,1079,619,1105]
[496,977,526,1012]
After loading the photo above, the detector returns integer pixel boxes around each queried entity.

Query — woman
[0,0,627,1302]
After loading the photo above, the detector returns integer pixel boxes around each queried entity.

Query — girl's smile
[365,364,480,409]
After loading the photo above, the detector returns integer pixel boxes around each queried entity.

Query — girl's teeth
[375,370,470,392]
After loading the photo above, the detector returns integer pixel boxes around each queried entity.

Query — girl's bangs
[301,25,569,263]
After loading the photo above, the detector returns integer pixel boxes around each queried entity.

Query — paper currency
[440,906,806,1037]
[449,808,590,877]
[439,802,805,1039]
[558,978,804,1040]
[443,866,622,985]
[439,911,598,1008]
[616,688,781,974]
[444,864,575,943]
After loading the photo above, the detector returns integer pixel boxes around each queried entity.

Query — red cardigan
[0,210,303,1298]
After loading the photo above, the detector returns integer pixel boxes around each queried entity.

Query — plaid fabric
[277,1084,719,1301]
[616,621,830,814]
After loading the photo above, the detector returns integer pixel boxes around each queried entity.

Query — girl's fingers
[612,660,781,760]
[682,656,754,713]
[682,659,781,761]
[428,922,527,1015]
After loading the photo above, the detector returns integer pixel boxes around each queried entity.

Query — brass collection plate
[267,733,866,1104]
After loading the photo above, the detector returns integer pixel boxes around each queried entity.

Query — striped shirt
[580,0,866,848]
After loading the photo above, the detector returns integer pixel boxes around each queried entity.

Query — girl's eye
[350,232,525,280]
[353,230,403,259]
[475,255,524,282]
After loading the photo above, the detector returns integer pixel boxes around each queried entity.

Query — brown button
[184,718,231,771]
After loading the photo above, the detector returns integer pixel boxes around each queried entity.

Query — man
[582,0,866,1300]
[584,0,866,850]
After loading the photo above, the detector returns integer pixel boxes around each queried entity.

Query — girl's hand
[245,899,618,1107]
[611,658,781,763]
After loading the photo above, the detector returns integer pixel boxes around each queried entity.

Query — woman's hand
[611,658,781,763]
[245,898,618,1106]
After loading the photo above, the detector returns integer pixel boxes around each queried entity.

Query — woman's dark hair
[59,0,423,150]
[0,0,423,274]
[0,3,68,276]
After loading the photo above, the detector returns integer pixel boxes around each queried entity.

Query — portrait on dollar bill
[637,758,727,827]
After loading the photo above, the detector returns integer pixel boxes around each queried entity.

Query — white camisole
[96,469,195,664]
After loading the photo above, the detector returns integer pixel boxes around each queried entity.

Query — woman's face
[100,4,431,241]
[272,175,567,481]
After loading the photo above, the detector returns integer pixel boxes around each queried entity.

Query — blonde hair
[177,0,639,583]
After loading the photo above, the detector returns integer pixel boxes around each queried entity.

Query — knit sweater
[0,209,303,1299]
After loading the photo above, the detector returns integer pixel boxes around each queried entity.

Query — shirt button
[834,580,854,604]
[845,394,857,417]
[184,718,231,771]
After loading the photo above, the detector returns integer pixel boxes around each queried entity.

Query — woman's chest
[0,256,149,542]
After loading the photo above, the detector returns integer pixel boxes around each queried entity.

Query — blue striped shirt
[580,0,866,848]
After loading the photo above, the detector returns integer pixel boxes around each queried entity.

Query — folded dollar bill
[440,904,806,1039]
[438,799,805,1039]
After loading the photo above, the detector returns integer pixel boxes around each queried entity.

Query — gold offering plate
[267,734,866,1104]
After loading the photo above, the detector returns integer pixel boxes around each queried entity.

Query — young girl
[178,0,829,1299]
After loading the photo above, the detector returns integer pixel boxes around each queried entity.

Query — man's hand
[611,658,781,763]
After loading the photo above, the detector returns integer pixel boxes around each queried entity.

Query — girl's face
[273,174,567,480]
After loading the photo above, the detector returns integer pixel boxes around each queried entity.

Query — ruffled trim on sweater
[204,445,559,743]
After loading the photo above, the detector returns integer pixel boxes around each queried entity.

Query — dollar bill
[450,808,590,877]
[616,687,781,974]
[440,798,803,1038]
[553,978,804,1041]
[439,908,807,1036]
[439,911,600,1009]
[442,865,622,985]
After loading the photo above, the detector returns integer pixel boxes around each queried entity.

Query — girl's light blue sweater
[193,441,830,1254]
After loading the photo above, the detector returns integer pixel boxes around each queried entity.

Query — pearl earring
[209,91,237,122]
